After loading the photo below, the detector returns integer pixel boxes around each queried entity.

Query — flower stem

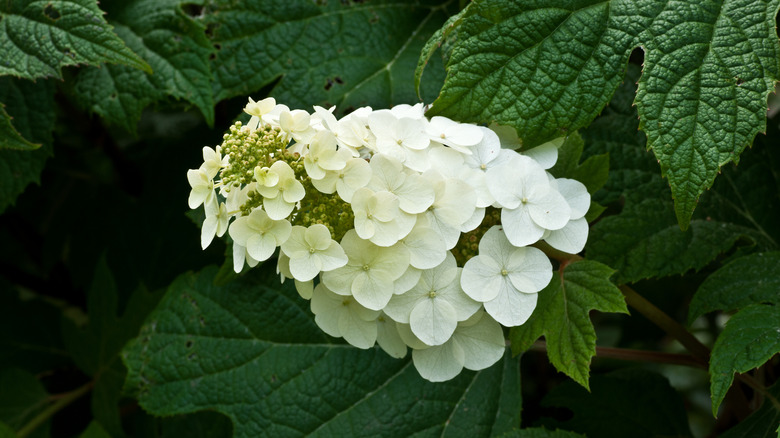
[16,381,93,438]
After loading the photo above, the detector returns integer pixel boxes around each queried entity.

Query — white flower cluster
[187,97,591,382]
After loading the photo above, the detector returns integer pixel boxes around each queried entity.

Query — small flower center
[362,264,371,271]
[521,197,528,204]
[480,163,487,170]
[428,290,436,298]
[309,247,316,254]
[501,269,508,276]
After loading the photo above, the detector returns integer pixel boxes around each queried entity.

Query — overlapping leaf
[419,0,780,227]
[584,65,768,284]
[66,0,215,130]
[0,78,55,214]
[509,260,628,389]
[123,266,522,438]
[719,381,780,438]
[709,304,780,416]
[0,369,50,436]
[205,0,452,112]
[0,0,149,79]
[689,251,780,324]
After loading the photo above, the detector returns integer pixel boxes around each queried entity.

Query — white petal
[201,215,218,249]
[439,270,481,321]
[556,178,590,220]
[412,341,465,382]
[376,315,408,358]
[453,312,506,370]
[545,217,589,254]
[506,247,553,293]
[402,225,447,270]
[460,255,504,302]
[289,254,321,282]
[410,298,457,346]
[484,287,538,327]
[527,188,571,230]
[394,266,421,295]
[522,137,564,169]
[245,234,277,262]
[351,270,395,310]
[263,194,295,220]
[295,280,313,299]
[501,206,546,247]
[339,310,377,349]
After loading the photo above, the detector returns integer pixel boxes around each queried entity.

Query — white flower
[280,109,316,144]
[542,178,590,253]
[321,230,410,310]
[460,226,552,326]
[367,110,431,171]
[397,219,447,270]
[244,97,276,130]
[487,154,570,247]
[351,187,414,247]
[408,311,506,382]
[256,161,306,220]
[200,146,227,179]
[303,130,350,180]
[421,170,477,249]
[311,283,379,349]
[228,209,292,262]
[367,154,434,214]
[201,198,229,249]
[425,116,483,154]
[384,253,480,345]
[280,224,348,281]
[310,157,372,203]
[187,168,214,209]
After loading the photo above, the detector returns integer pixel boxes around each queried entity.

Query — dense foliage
[1,0,778,437]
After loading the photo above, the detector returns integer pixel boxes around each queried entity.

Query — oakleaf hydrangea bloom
[186,96,593,382]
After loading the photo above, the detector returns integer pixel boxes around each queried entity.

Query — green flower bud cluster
[453,207,501,266]
[219,121,288,187]
[294,177,355,242]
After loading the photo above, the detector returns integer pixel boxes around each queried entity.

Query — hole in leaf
[205,22,220,38]
[63,48,74,59]
[43,3,60,20]
[209,53,217,61]
[185,340,193,348]
[736,77,744,86]
[334,76,344,84]
[181,4,203,18]
[213,43,222,51]
[314,0,327,5]
[110,93,117,100]
[324,78,333,91]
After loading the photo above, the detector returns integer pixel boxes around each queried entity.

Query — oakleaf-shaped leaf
[688,252,780,325]
[0,0,150,79]
[205,0,452,111]
[66,0,215,130]
[122,266,522,437]
[0,77,55,214]
[709,303,780,416]
[508,260,628,389]
[540,368,692,437]
[420,0,780,227]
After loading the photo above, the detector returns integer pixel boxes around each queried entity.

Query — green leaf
[709,303,780,416]
[205,0,452,111]
[539,368,692,438]
[720,380,780,438]
[0,0,150,79]
[65,0,215,130]
[0,77,55,214]
[422,0,780,227]
[587,199,761,284]
[0,105,38,150]
[508,260,628,389]
[0,369,50,434]
[415,3,472,99]
[583,64,769,284]
[123,266,522,437]
[0,422,17,438]
[62,258,159,436]
[0,286,71,374]
[78,421,112,438]
[688,252,780,324]
[497,428,586,438]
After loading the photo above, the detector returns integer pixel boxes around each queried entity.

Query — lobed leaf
[65,0,216,130]
[508,260,628,389]
[719,380,780,438]
[421,0,780,227]
[0,77,55,214]
[709,303,780,416]
[0,106,38,151]
[0,0,149,79]
[122,266,522,438]
[205,0,452,111]
[688,251,780,324]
